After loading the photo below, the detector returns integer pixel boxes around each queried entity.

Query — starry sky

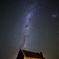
[0,0,59,59]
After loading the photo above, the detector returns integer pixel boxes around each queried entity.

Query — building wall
[16,50,24,59]
[24,57,45,59]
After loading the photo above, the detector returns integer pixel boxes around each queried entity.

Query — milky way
[21,2,37,49]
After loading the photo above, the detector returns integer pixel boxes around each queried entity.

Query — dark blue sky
[0,0,59,59]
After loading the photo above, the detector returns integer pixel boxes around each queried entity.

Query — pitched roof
[22,49,44,58]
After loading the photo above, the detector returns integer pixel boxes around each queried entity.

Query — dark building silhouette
[16,48,45,59]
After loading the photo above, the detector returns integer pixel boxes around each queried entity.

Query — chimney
[40,52,45,58]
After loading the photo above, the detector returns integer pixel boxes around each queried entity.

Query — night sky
[0,0,59,59]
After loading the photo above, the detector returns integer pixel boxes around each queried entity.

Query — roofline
[20,48,45,59]
[20,48,26,56]
[23,49,38,54]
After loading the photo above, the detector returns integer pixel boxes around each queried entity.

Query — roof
[23,50,43,58]
[17,48,45,58]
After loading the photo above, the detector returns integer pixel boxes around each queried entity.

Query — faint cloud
[52,13,58,18]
